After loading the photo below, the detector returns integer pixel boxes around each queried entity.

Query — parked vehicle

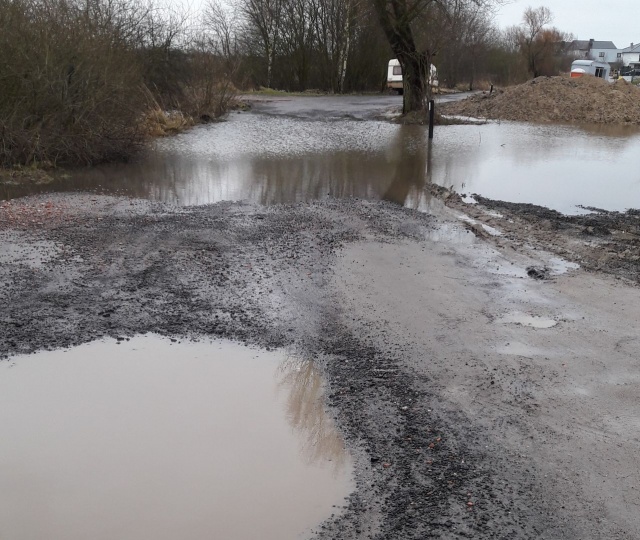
[619,66,640,77]
[570,59,611,80]
[386,59,438,95]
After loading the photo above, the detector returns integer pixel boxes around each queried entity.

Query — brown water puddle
[0,335,351,540]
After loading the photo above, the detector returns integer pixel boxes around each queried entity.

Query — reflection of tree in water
[277,353,348,473]
[245,124,437,206]
[382,127,433,207]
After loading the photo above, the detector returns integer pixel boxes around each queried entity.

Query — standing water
[1,96,639,214]
[0,335,352,540]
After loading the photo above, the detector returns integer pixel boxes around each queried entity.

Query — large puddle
[2,96,639,214]
[0,335,351,540]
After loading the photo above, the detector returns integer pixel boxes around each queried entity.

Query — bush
[0,0,152,166]
[0,0,237,168]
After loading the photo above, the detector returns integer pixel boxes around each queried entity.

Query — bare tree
[415,0,494,90]
[518,5,552,77]
[279,0,316,90]
[371,0,501,114]
[240,0,284,87]
[314,0,360,92]
[204,0,243,76]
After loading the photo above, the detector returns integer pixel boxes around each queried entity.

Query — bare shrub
[0,0,238,168]
[180,44,240,121]
[0,0,152,166]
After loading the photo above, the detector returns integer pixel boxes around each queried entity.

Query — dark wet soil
[470,194,640,284]
[1,194,580,539]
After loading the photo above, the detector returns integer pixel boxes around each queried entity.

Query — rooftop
[569,40,618,50]
[619,43,640,53]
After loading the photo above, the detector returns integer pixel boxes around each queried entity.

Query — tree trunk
[372,0,429,115]
[266,42,273,87]
[399,53,426,114]
[336,0,352,93]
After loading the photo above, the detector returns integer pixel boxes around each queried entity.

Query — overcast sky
[187,0,637,50]
[493,1,638,50]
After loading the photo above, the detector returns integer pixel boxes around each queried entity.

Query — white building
[567,39,619,64]
[618,43,640,69]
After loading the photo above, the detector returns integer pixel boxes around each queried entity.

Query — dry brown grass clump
[0,166,54,185]
[142,110,195,138]
[442,76,640,124]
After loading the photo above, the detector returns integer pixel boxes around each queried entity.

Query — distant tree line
[204,1,573,93]
[0,0,572,167]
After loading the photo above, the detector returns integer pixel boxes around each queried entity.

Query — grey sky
[188,0,638,51]
[493,1,638,50]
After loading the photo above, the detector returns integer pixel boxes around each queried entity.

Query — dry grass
[0,166,55,185]
[142,109,195,137]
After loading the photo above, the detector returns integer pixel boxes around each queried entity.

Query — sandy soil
[1,193,639,539]
[441,76,640,124]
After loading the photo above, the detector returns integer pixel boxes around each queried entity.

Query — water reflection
[0,336,352,540]
[278,353,347,472]
[430,122,640,213]
[382,128,430,205]
[2,106,640,214]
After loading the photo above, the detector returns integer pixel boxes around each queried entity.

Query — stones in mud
[582,224,611,236]
[526,266,550,280]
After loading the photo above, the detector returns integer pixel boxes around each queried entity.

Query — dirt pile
[442,76,640,124]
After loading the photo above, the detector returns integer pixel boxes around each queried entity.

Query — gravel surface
[427,185,640,285]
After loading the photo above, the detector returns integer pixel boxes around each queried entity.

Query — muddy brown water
[0,335,352,540]
[2,95,639,214]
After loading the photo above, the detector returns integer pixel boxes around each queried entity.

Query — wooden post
[428,100,435,139]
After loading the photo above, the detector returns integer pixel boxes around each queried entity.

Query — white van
[387,59,438,94]
[570,59,611,81]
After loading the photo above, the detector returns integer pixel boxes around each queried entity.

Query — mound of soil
[442,76,640,124]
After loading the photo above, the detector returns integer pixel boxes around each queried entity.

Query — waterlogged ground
[0,335,351,540]
[2,95,639,214]
[2,96,640,539]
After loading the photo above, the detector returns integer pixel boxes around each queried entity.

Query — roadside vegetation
[0,0,236,169]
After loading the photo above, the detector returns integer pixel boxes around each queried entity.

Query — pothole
[0,335,352,540]
[495,313,558,329]
[496,341,543,357]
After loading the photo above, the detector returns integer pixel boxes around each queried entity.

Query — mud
[3,192,640,538]
[437,190,640,284]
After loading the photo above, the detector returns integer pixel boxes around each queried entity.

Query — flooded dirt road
[2,95,638,214]
[2,191,639,539]
[2,96,640,539]
[0,336,350,540]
